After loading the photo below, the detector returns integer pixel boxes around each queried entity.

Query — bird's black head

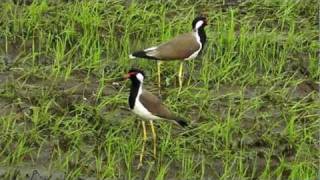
[192,16,208,30]
[125,68,146,83]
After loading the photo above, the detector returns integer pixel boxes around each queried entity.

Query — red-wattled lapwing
[124,69,188,168]
[129,16,208,93]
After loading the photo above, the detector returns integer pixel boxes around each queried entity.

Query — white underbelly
[132,100,160,120]
[185,48,201,60]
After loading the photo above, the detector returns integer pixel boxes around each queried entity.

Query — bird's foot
[137,162,143,169]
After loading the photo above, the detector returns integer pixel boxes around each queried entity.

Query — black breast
[128,79,140,109]
[198,27,207,49]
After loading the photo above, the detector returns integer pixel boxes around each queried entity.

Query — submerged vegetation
[0,0,319,179]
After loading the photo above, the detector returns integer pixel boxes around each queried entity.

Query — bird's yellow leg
[178,62,183,93]
[149,120,157,158]
[187,60,194,87]
[157,61,162,93]
[138,121,147,169]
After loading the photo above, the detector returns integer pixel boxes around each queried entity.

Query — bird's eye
[128,72,136,76]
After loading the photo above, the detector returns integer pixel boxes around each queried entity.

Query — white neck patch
[195,20,204,30]
[136,73,144,82]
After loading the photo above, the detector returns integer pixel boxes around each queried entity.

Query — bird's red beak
[123,72,136,79]
[123,74,130,79]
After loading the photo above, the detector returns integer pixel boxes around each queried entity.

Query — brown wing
[139,90,176,120]
[146,32,200,60]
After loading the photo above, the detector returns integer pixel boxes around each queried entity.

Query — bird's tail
[129,48,158,60]
[173,117,189,128]
[129,50,147,59]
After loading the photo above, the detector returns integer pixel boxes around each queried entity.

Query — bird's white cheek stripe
[136,73,144,82]
[195,20,204,29]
